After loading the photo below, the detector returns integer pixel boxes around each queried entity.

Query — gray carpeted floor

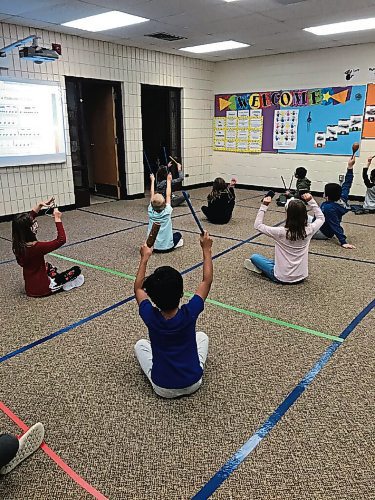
[0,187,374,499]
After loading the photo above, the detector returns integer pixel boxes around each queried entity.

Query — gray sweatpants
[308,215,329,240]
[134,331,208,398]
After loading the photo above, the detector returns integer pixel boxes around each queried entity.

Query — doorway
[65,77,126,207]
[141,85,181,189]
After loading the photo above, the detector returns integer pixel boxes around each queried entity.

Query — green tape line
[50,253,342,343]
[50,253,136,281]
[184,293,343,343]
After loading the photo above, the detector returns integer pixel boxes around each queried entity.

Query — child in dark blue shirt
[134,232,213,398]
[312,157,356,249]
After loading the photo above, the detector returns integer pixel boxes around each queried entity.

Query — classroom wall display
[0,78,66,167]
[214,85,367,156]
[362,83,375,138]
[214,109,263,152]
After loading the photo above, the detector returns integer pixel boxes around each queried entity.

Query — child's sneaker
[244,259,262,274]
[175,238,184,248]
[49,278,63,292]
[62,274,85,291]
[0,423,45,475]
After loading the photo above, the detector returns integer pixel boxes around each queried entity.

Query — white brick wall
[214,43,375,197]
[0,22,214,216]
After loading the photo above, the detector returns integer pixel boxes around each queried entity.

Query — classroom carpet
[0,187,374,500]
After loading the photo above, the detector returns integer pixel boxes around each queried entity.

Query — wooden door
[85,84,119,198]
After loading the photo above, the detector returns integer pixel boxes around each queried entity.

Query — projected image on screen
[0,78,66,167]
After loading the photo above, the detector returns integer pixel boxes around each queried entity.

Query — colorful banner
[363,83,375,138]
[214,85,366,155]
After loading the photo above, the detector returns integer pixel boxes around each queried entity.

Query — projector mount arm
[0,35,39,57]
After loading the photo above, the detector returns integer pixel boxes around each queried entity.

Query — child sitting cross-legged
[134,231,213,398]
[244,192,324,284]
[148,172,183,253]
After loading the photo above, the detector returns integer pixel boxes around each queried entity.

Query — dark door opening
[141,85,181,189]
[65,77,126,207]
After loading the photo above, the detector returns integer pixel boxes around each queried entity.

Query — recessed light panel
[304,17,375,36]
[62,11,149,32]
[180,41,249,54]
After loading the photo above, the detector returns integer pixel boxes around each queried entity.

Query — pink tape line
[0,401,108,500]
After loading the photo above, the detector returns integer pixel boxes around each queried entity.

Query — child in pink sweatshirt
[244,193,324,284]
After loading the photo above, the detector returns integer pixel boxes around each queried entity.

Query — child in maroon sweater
[12,199,84,297]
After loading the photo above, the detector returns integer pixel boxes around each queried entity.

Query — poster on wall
[214,85,366,155]
[0,78,66,167]
[273,109,299,150]
[213,111,263,153]
[362,83,375,138]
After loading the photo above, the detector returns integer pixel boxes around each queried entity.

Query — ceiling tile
[17,1,108,25]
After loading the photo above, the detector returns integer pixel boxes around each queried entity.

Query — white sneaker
[244,259,262,274]
[175,238,184,248]
[62,274,85,291]
[0,423,45,475]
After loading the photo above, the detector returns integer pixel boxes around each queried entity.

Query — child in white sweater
[244,193,324,284]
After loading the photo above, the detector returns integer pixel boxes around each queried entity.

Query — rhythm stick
[281,176,287,190]
[143,152,153,174]
[169,156,178,165]
[146,222,161,248]
[182,191,205,235]
[351,142,360,159]
[163,146,168,165]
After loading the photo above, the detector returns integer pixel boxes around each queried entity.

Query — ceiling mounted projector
[0,35,60,64]
[19,45,59,64]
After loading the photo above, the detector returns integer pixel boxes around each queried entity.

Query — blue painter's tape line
[192,298,375,499]
[0,295,135,364]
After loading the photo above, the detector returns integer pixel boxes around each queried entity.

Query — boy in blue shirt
[312,157,356,249]
[134,232,213,398]
[148,172,183,252]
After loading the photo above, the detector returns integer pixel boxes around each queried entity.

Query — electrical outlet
[339,174,344,183]
[185,173,189,177]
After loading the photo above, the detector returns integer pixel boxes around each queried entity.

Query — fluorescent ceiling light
[62,11,149,32]
[304,17,375,36]
[180,40,249,53]
[223,1,240,2]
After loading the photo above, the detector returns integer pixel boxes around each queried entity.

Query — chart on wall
[0,78,66,167]
[362,83,375,138]
[214,85,366,155]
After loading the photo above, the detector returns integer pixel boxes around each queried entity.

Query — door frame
[65,76,127,203]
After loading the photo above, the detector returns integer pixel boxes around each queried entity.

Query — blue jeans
[250,254,279,283]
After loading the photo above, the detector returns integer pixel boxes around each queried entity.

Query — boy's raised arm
[166,172,172,205]
[195,231,213,301]
[134,244,152,305]
[150,174,155,199]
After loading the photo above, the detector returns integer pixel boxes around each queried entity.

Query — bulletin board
[0,78,66,167]
[214,85,367,156]
[362,83,375,138]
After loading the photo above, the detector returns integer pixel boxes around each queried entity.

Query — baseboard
[125,193,145,200]
[235,184,365,202]
[183,181,212,190]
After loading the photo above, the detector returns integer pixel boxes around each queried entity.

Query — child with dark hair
[148,173,183,253]
[156,160,185,207]
[201,177,236,224]
[244,193,324,283]
[294,166,311,198]
[134,232,213,398]
[12,198,84,297]
[0,422,44,475]
[312,157,356,248]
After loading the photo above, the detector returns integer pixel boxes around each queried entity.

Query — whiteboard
[0,78,66,167]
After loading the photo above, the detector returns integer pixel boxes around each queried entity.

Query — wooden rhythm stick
[351,142,360,159]
[169,156,179,165]
[146,222,161,248]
